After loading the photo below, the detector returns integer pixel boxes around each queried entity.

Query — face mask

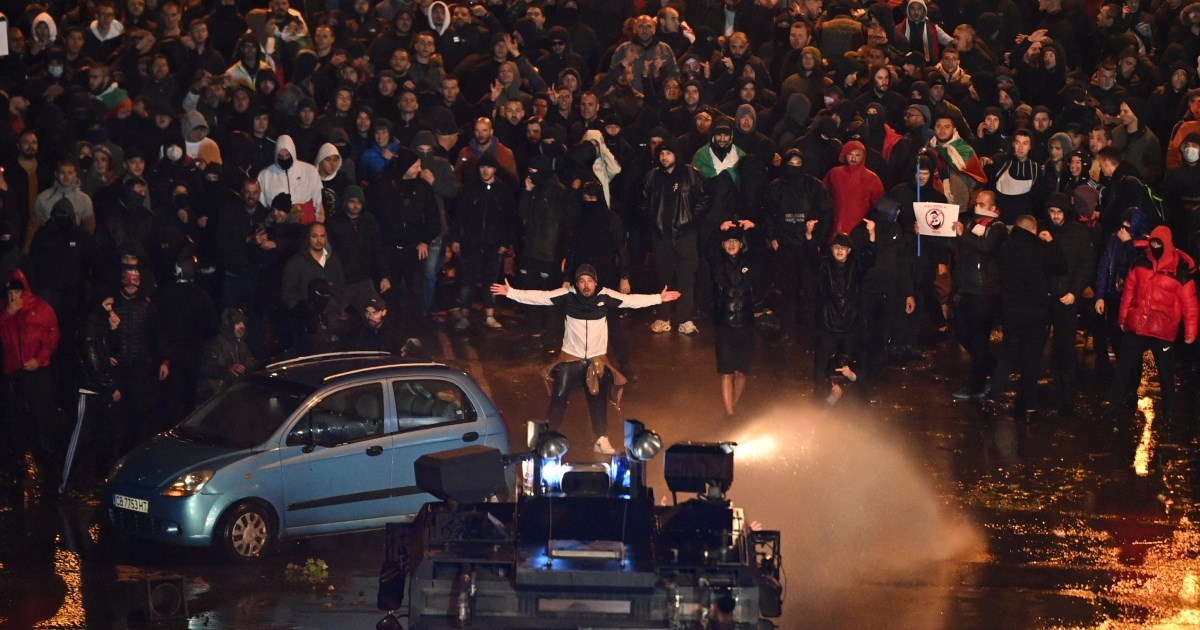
[1184,147,1199,163]
[824,96,835,106]
[78,155,93,172]
[166,145,183,162]
[48,65,64,78]
[173,193,190,209]
[887,205,902,223]
[784,164,804,178]
[1149,239,1164,259]
[277,156,294,170]
[121,267,141,289]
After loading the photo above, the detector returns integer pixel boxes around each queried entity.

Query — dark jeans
[6,367,57,476]
[955,292,999,392]
[860,291,899,389]
[112,363,159,457]
[1109,334,1179,418]
[652,231,698,324]
[990,308,1050,411]
[547,360,612,439]
[913,242,951,334]
[63,391,120,490]
[422,235,445,315]
[456,244,504,310]
[1050,302,1080,403]
[772,244,813,337]
[518,257,564,337]
[384,249,426,329]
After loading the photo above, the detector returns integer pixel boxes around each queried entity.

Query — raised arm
[491,279,569,305]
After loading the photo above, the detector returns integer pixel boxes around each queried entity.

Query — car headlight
[162,471,214,497]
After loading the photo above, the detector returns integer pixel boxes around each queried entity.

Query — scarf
[929,131,987,184]
[692,142,744,186]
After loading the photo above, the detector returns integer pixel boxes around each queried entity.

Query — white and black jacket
[504,287,660,358]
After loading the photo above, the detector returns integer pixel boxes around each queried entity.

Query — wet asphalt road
[3,302,1200,630]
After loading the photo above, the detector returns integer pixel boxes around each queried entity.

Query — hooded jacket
[182,111,223,166]
[823,141,885,236]
[580,130,623,206]
[257,135,324,223]
[519,157,577,263]
[31,12,58,46]
[1119,225,1199,342]
[34,173,94,229]
[0,269,60,374]
[780,47,832,104]
[198,307,258,397]
[765,155,834,247]
[427,1,451,35]
[897,0,952,63]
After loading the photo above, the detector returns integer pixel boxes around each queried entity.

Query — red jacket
[823,141,884,236]
[0,269,60,373]
[1119,226,1200,343]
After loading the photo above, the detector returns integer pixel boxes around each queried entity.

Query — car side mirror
[287,417,319,452]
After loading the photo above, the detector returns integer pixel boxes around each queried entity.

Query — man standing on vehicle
[492,265,680,453]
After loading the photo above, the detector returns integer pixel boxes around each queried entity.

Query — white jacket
[504,286,659,358]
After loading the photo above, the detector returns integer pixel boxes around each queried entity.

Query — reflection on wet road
[3,313,1200,628]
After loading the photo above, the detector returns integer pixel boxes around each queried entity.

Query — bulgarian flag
[928,131,987,185]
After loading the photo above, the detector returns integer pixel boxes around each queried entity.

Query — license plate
[114,494,149,513]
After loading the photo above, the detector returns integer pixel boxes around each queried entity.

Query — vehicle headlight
[162,471,214,497]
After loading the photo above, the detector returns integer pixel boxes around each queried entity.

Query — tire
[218,502,277,561]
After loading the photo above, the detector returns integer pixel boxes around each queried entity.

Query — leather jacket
[642,164,710,239]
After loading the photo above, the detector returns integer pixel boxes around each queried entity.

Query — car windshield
[172,378,313,449]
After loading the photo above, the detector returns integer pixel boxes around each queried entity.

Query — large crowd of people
[2,0,1199,489]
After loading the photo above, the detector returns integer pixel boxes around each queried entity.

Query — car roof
[260,352,457,389]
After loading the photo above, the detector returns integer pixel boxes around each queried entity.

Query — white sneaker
[677,321,698,335]
[454,316,470,331]
[594,435,616,454]
[484,316,503,329]
[650,319,671,333]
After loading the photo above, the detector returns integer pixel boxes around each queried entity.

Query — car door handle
[366,445,384,456]
[462,432,479,442]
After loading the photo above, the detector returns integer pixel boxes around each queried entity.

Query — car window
[289,383,385,447]
[392,379,474,432]
[174,378,312,449]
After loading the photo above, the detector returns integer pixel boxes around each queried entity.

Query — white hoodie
[257,135,325,223]
[32,12,58,46]
[427,1,451,36]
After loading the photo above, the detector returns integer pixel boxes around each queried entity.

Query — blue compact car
[106,352,510,560]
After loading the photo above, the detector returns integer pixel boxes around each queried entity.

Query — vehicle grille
[108,507,177,537]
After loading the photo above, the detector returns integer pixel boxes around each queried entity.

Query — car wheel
[219,502,277,561]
